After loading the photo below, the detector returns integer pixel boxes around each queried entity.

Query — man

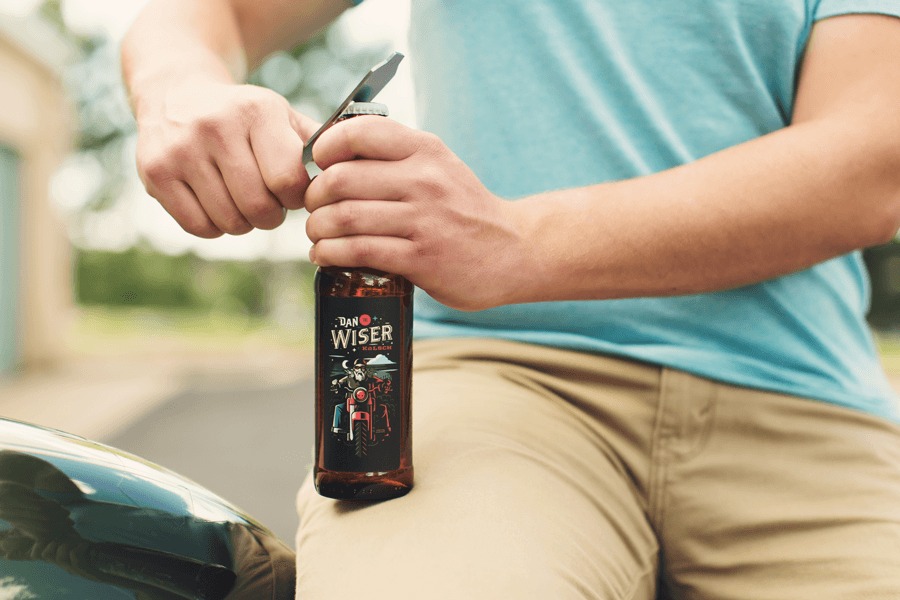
[122,1,900,598]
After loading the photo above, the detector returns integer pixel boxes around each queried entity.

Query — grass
[69,305,314,358]
[876,333,900,377]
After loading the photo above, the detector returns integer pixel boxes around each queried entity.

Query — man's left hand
[305,117,533,312]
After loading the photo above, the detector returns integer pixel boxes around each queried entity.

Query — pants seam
[648,368,671,531]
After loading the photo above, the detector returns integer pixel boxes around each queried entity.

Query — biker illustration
[330,358,393,457]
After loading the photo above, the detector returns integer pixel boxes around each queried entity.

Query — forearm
[121,0,347,120]
[121,0,247,120]
[516,117,900,303]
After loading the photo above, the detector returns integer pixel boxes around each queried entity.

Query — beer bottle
[313,102,414,500]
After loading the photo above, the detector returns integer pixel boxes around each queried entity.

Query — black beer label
[320,296,402,472]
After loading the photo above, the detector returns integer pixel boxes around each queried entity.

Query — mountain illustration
[366,354,396,366]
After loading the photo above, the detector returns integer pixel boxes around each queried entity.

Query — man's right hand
[135,80,319,238]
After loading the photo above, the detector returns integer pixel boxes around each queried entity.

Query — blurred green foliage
[76,248,200,308]
[75,247,316,318]
[864,240,900,331]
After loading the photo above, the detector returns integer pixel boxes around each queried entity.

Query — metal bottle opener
[302,51,404,178]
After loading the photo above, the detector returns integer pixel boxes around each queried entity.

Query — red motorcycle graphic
[333,384,392,458]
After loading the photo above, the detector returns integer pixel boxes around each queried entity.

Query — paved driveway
[104,375,314,544]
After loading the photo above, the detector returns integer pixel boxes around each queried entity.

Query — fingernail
[308,245,317,265]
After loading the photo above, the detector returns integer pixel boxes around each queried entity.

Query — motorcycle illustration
[333,384,392,458]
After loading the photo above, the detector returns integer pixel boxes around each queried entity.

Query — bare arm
[121,0,351,237]
[122,0,349,115]
[515,14,900,301]
[304,14,900,310]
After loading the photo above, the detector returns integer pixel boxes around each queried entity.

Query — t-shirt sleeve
[814,0,900,20]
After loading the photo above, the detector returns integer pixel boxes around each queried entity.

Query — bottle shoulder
[316,268,412,297]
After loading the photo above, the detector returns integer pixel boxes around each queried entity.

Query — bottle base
[315,467,413,501]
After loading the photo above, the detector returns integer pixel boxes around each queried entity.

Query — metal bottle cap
[302,52,404,178]
[339,102,389,119]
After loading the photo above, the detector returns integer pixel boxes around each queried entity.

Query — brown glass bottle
[313,103,413,500]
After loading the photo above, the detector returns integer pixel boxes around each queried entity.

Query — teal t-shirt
[402,0,900,420]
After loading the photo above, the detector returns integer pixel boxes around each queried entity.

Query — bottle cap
[339,102,389,119]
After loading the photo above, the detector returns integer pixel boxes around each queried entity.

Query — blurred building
[0,14,74,374]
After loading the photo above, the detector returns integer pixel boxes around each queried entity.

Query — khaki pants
[296,339,900,599]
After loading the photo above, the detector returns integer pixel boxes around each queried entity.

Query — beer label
[320,296,402,472]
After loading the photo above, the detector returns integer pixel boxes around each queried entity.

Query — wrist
[125,56,239,124]
[134,77,231,128]
[502,189,597,305]
[493,197,555,307]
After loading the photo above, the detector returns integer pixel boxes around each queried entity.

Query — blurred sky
[0,0,414,261]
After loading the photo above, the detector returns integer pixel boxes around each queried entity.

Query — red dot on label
[360,314,372,326]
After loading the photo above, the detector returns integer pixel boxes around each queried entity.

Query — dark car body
[0,417,294,599]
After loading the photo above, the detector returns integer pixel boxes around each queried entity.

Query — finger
[185,163,254,235]
[215,142,286,230]
[151,180,224,239]
[289,108,321,142]
[250,111,311,210]
[309,236,415,274]
[313,117,422,170]
[306,200,417,243]
[305,160,408,212]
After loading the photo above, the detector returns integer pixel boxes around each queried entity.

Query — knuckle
[221,212,253,235]
[411,234,438,265]
[407,214,434,245]
[137,152,175,185]
[235,98,263,123]
[321,165,349,199]
[416,131,444,155]
[240,199,268,223]
[164,132,200,164]
[348,237,376,264]
[413,165,446,198]
[235,87,278,123]
[192,114,228,140]
[267,168,304,195]
[181,215,221,239]
[243,198,283,228]
[333,202,358,231]
[257,212,285,230]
